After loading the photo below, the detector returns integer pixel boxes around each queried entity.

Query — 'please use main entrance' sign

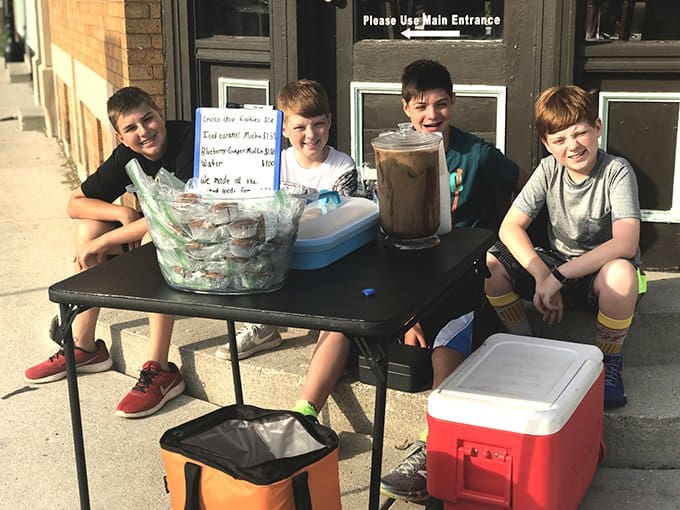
[193,107,283,197]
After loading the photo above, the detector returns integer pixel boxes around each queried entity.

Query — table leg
[60,303,91,510]
[226,320,244,405]
[353,336,389,510]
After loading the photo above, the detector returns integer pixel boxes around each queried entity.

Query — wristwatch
[551,266,569,286]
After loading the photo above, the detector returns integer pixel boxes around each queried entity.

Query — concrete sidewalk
[1,61,679,510]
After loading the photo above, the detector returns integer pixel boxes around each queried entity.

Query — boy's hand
[404,323,427,348]
[533,276,564,324]
[75,237,111,270]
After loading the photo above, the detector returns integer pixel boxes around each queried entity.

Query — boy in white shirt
[215,79,357,360]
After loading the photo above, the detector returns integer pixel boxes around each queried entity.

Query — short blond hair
[276,79,330,118]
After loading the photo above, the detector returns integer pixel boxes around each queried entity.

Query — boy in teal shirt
[377,59,526,503]
[288,59,525,503]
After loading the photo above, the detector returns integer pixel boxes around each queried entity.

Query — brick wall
[48,0,166,177]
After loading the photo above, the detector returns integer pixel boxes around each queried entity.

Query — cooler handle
[183,462,201,510]
[292,470,313,510]
[456,445,512,509]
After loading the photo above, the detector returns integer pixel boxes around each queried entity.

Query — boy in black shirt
[25,87,194,419]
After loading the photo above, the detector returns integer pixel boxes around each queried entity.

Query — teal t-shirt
[446,125,519,229]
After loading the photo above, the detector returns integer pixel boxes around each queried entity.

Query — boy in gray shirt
[485,85,645,409]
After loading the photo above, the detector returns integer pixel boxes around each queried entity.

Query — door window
[357,0,504,40]
[196,0,270,38]
[585,1,680,41]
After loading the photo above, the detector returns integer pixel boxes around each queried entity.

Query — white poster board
[193,107,283,197]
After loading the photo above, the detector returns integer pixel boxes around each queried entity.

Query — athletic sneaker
[603,354,627,408]
[380,440,429,503]
[214,323,282,360]
[24,339,113,383]
[115,361,185,418]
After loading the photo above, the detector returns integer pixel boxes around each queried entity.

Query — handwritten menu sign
[193,107,283,197]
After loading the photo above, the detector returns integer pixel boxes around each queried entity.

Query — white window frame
[349,81,507,180]
[599,91,680,223]
[217,77,271,108]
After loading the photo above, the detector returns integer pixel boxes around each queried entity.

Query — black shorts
[488,241,645,313]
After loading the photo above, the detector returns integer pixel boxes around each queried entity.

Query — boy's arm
[74,217,148,269]
[553,217,640,280]
[500,206,564,323]
[67,187,141,225]
[499,206,552,283]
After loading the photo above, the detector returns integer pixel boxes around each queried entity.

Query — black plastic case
[358,342,433,393]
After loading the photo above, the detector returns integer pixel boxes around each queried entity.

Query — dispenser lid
[370,123,442,152]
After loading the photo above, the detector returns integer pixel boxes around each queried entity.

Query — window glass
[357,0,504,41]
[585,1,680,41]
[196,0,270,38]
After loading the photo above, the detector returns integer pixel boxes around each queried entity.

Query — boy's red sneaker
[115,361,185,418]
[24,339,113,383]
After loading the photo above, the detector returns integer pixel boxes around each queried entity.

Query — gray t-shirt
[513,149,641,263]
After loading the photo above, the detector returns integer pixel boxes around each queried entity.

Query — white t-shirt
[279,146,357,195]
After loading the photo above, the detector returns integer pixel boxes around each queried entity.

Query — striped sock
[292,399,319,419]
[595,311,632,355]
[487,291,533,335]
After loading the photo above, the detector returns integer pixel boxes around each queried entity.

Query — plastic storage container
[427,333,604,510]
[358,341,433,392]
[126,160,308,294]
[291,196,379,270]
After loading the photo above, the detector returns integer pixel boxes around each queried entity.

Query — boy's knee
[485,252,504,277]
[596,259,638,297]
[74,219,117,245]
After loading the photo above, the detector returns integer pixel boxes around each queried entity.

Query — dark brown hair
[401,59,453,103]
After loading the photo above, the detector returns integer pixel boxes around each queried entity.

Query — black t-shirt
[80,120,195,203]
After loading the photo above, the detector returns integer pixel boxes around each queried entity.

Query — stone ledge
[18,106,45,132]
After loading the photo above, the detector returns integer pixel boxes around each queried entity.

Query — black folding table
[48,227,494,510]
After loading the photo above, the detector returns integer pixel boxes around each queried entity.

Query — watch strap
[551,266,568,285]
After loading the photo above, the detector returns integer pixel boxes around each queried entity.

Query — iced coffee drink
[375,147,440,238]
[372,125,441,249]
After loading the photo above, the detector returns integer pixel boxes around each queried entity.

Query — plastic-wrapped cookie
[209,201,239,224]
[185,242,224,261]
[188,219,218,242]
[203,271,231,290]
[241,272,272,290]
[230,238,259,258]
[226,217,261,239]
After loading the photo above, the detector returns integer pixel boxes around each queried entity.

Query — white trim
[599,91,680,223]
[349,81,507,181]
[217,77,270,108]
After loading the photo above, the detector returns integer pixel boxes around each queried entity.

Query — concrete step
[7,62,31,83]
[579,467,680,509]
[94,289,680,470]
[528,271,680,366]
[17,105,45,132]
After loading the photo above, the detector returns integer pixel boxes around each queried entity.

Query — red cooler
[427,333,604,510]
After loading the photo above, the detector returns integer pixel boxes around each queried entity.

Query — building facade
[14,0,680,269]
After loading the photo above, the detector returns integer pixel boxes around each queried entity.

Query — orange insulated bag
[160,404,341,510]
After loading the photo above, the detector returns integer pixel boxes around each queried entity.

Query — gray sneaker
[215,323,282,360]
[380,440,429,502]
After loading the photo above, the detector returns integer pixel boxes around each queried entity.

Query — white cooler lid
[427,333,603,436]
